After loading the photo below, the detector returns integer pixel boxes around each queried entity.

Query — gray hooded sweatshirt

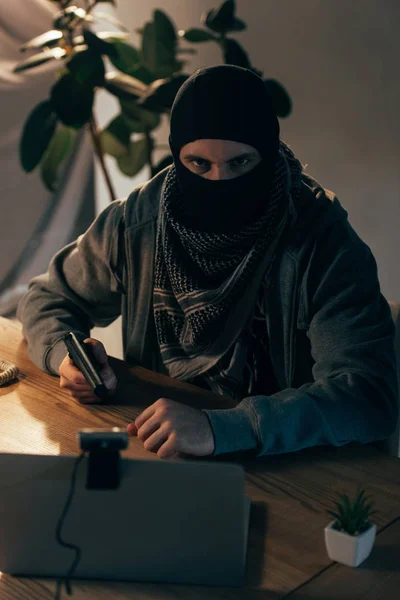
[17,168,398,456]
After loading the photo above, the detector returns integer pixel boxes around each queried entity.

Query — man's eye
[192,159,209,169]
[231,158,250,168]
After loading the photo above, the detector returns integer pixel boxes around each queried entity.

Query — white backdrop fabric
[0,0,94,316]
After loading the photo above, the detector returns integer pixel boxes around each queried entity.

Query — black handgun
[63,332,109,401]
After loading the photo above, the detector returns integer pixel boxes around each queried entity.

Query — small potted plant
[324,487,377,567]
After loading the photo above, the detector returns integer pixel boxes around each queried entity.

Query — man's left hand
[127,398,215,459]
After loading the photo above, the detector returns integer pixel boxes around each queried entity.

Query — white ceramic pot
[324,521,376,567]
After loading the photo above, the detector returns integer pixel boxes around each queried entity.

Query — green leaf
[120,99,161,131]
[227,18,246,32]
[108,42,141,75]
[327,510,341,522]
[20,30,63,52]
[20,100,58,172]
[354,487,366,502]
[67,49,105,87]
[83,29,117,58]
[154,9,177,45]
[115,113,144,134]
[334,502,347,520]
[264,79,292,118]
[51,73,94,128]
[117,137,150,176]
[361,503,375,521]
[104,72,148,100]
[203,0,234,31]
[352,489,367,515]
[13,47,66,73]
[222,38,251,69]
[40,125,76,191]
[202,1,244,34]
[141,23,159,77]
[180,28,217,43]
[100,114,131,157]
[339,493,352,513]
[128,65,157,84]
[141,9,181,79]
[138,74,188,113]
[101,111,161,159]
[152,154,173,176]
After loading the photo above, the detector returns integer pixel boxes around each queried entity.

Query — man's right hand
[59,338,117,404]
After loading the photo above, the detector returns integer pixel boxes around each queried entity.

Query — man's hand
[127,398,215,459]
[59,338,117,404]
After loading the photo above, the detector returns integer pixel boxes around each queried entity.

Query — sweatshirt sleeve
[204,242,399,456]
[17,200,126,376]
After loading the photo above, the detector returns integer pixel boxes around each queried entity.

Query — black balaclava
[168,64,280,232]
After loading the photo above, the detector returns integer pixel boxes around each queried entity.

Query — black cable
[54,453,85,600]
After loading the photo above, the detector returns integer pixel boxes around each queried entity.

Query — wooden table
[0,316,399,600]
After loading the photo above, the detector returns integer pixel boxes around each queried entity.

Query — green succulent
[327,488,376,536]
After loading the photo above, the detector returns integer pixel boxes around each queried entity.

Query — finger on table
[136,415,161,442]
[157,434,178,459]
[143,427,168,453]
[135,404,156,429]
[60,379,92,392]
[127,422,138,436]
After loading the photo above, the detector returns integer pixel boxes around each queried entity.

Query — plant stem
[218,32,226,61]
[88,115,117,202]
[86,0,98,15]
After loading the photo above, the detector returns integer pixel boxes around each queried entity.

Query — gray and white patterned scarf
[153,142,303,386]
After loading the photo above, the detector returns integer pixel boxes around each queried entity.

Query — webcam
[77,428,129,490]
[78,428,129,452]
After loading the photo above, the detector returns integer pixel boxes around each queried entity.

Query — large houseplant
[14,0,292,200]
[325,488,377,567]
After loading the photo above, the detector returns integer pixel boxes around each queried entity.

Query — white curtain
[0,0,95,316]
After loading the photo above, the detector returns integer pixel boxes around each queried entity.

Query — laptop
[0,454,251,587]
